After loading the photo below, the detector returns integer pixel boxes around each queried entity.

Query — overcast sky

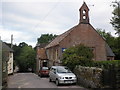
[0,0,119,47]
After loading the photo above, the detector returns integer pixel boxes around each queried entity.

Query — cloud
[2,2,78,34]
[0,26,22,42]
[2,0,86,3]
[0,26,37,46]
[3,12,41,27]
[1,0,117,47]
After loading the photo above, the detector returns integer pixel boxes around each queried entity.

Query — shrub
[62,44,94,71]
[93,60,120,69]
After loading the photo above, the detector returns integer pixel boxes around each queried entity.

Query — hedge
[93,60,120,69]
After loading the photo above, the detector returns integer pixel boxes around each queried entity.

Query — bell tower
[79,2,89,24]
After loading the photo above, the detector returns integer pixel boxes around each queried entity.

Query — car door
[49,68,53,79]
[52,68,57,81]
[50,68,56,81]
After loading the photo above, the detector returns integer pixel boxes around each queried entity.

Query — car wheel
[40,74,42,78]
[49,78,52,82]
[73,82,76,85]
[55,79,59,86]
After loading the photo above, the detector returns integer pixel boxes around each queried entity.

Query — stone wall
[74,65,103,88]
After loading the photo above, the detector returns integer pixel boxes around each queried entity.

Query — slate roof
[1,41,13,52]
[45,26,76,49]
[106,43,115,57]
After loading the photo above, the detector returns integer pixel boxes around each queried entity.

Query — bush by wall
[93,60,120,69]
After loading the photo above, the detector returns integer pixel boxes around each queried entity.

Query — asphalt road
[8,73,87,89]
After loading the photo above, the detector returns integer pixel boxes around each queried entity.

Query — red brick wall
[46,45,60,66]
[60,24,107,61]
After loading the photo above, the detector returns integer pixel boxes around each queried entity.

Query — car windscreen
[42,67,49,70]
[57,67,72,73]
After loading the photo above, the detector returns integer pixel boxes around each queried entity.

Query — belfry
[79,2,89,24]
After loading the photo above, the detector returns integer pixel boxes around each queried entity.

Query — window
[57,67,71,73]
[55,49,58,60]
[51,68,56,73]
[83,9,86,14]
[82,9,86,20]
[83,15,86,19]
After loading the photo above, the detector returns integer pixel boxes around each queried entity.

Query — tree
[17,45,36,72]
[37,34,57,43]
[13,42,36,72]
[19,42,28,47]
[110,1,120,36]
[62,44,94,71]
[96,28,115,48]
[110,1,120,60]
[13,44,21,70]
[113,37,120,60]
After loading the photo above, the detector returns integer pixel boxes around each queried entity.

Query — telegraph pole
[11,34,13,49]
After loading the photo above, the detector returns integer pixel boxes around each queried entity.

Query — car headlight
[72,76,76,79]
[59,77,64,79]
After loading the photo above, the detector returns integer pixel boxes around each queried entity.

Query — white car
[49,66,77,86]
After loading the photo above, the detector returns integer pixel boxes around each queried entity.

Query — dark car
[39,67,49,77]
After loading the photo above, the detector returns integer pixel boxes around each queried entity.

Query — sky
[0,0,119,47]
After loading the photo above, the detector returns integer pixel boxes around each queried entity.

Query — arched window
[83,9,86,20]
[83,15,86,19]
[83,9,86,14]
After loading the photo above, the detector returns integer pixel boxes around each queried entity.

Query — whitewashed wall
[7,52,13,74]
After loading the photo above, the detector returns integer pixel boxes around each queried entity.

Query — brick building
[36,43,48,74]
[44,2,115,66]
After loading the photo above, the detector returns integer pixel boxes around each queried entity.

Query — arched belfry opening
[79,2,89,24]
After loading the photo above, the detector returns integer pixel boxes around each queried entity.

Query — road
[8,73,87,89]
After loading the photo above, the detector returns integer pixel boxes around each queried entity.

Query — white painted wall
[7,52,13,74]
